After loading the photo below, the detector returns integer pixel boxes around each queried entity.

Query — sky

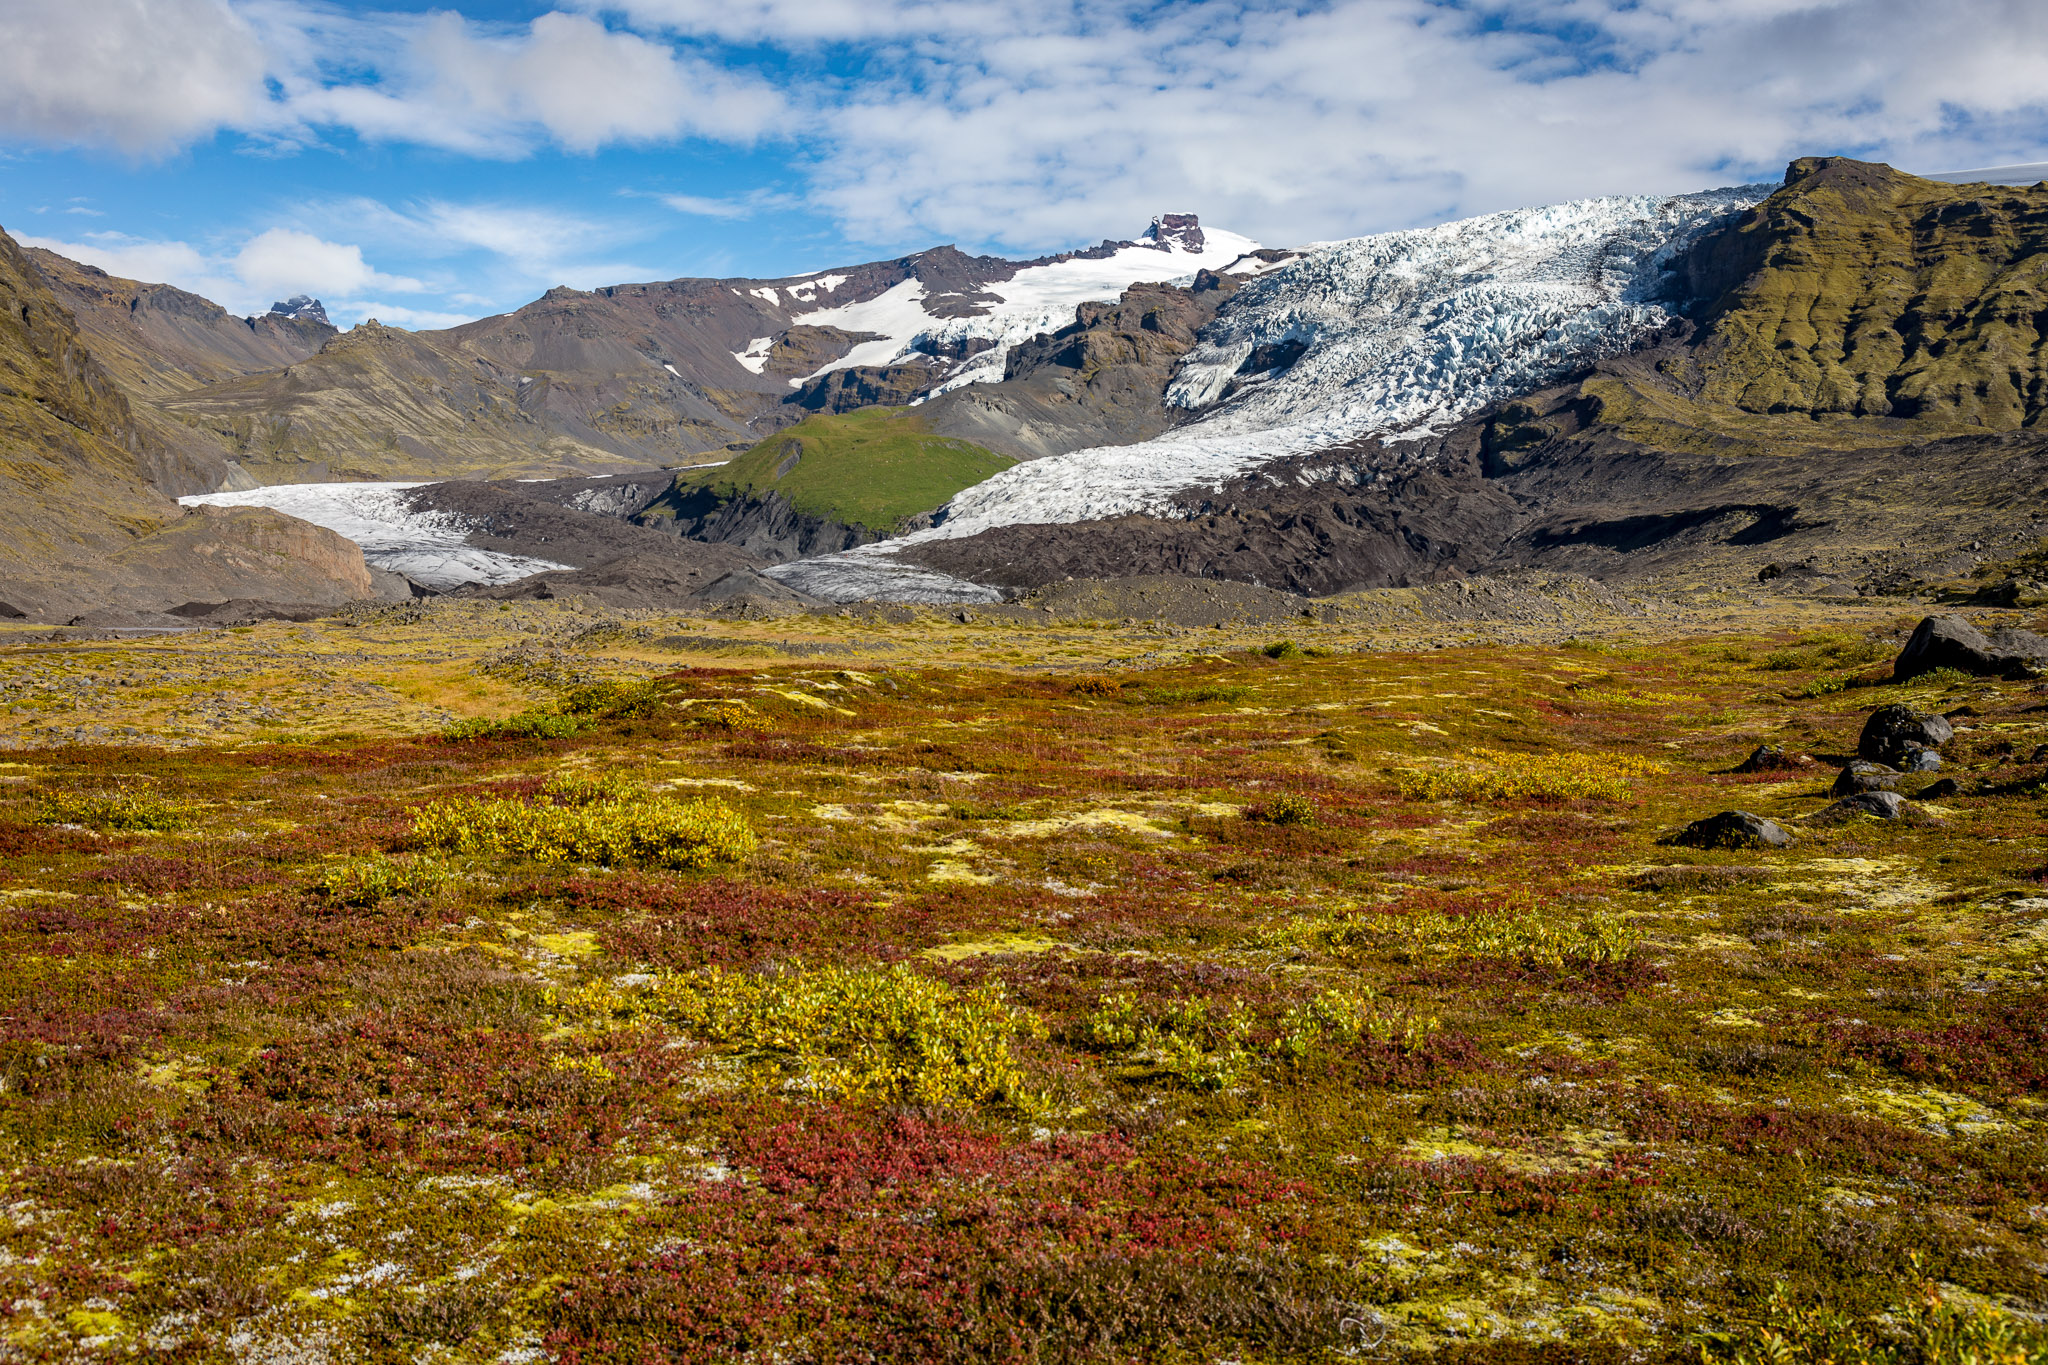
[1,0,2045,330]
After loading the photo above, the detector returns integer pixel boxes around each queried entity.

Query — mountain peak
[1144,213,1205,253]
[267,294,330,325]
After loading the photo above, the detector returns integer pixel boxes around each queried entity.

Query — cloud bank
[4,0,2047,269]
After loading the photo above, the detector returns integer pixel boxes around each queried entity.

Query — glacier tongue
[764,183,1772,603]
[179,482,572,590]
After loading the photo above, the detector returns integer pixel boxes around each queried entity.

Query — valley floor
[0,589,2043,1362]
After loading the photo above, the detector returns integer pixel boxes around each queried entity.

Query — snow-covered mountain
[767,184,1770,602]
[768,215,1264,396]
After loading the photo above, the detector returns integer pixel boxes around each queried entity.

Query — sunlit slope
[660,409,1015,534]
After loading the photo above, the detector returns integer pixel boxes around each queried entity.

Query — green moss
[659,407,1013,533]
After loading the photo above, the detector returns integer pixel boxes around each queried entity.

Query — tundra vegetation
[0,597,2043,1363]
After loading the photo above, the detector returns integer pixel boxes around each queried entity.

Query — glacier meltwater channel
[764,183,1772,604]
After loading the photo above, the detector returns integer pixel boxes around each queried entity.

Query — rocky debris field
[0,594,2043,1362]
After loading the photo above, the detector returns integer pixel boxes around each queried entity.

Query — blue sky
[3,0,2046,329]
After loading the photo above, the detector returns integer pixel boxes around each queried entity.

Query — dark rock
[1919,777,1961,798]
[1668,810,1794,850]
[1735,744,1809,772]
[1832,760,1900,797]
[0,601,23,619]
[1898,745,1943,773]
[1858,704,1955,764]
[1894,614,2048,680]
[1812,790,1911,822]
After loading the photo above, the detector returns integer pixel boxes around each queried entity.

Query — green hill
[668,408,1015,533]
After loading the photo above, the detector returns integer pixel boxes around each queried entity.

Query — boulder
[1831,760,1900,797]
[1668,810,1794,850]
[1812,790,1910,822]
[1919,778,1961,799]
[1857,704,1954,765]
[1894,614,2048,680]
[1735,744,1810,773]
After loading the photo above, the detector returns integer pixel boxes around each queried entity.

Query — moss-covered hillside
[666,407,1015,534]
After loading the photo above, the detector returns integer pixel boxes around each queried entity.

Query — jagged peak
[267,294,330,325]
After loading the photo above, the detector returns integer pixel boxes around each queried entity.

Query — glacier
[765,183,1773,603]
[178,483,572,590]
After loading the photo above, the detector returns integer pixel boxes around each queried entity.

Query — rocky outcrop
[1670,811,1794,849]
[647,485,877,561]
[1857,704,1955,766]
[1893,614,2048,679]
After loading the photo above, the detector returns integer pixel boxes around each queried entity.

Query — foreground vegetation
[0,606,2044,1362]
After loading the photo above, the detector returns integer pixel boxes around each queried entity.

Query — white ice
[179,482,573,590]
[765,184,1772,603]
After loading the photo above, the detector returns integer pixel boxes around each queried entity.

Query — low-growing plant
[1133,684,1251,705]
[311,854,447,905]
[557,678,663,717]
[541,769,641,806]
[36,786,190,832]
[1392,746,1663,803]
[1263,639,1304,661]
[443,710,586,742]
[1276,987,1440,1061]
[555,964,1046,1110]
[1069,676,1122,697]
[1084,992,1256,1090]
[690,700,771,732]
[1759,633,1893,672]
[1245,793,1318,826]
[1700,1269,2048,1364]
[411,794,755,869]
[1336,897,1640,968]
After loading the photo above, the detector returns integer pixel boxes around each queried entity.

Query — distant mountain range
[2,158,2045,619]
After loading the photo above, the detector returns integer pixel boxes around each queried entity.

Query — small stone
[1832,760,1900,797]
[1919,778,1961,799]
[1735,744,1809,773]
[1669,810,1794,850]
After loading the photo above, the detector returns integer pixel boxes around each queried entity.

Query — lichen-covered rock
[1813,790,1910,822]
[1669,810,1793,850]
[1858,704,1955,764]
[1832,760,1900,797]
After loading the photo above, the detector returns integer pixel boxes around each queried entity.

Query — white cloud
[232,228,422,302]
[592,0,2048,248]
[0,0,270,154]
[658,193,756,219]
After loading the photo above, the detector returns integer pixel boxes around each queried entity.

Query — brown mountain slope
[25,248,335,495]
[0,227,374,620]
[158,320,655,484]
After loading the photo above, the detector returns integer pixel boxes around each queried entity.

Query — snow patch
[732,337,774,374]
[179,483,573,590]
[750,287,779,305]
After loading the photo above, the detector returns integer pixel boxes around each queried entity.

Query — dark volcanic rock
[1857,704,1955,765]
[647,485,875,562]
[1832,760,1900,797]
[1669,810,1794,850]
[789,365,936,413]
[1894,614,2048,680]
[1919,777,1961,798]
[1735,744,1809,772]
[1811,790,1915,822]
[406,480,767,576]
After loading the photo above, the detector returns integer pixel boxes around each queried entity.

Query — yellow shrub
[1276,988,1439,1060]
[1393,747,1662,803]
[1083,992,1255,1091]
[36,787,190,832]
[311,854,447,905]
[411,794,754,869]
[556,964,1045,1111]
[1337,900,1639,967]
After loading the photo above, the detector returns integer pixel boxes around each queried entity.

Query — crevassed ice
[763,184,1771,603]
[178,483,571,590]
